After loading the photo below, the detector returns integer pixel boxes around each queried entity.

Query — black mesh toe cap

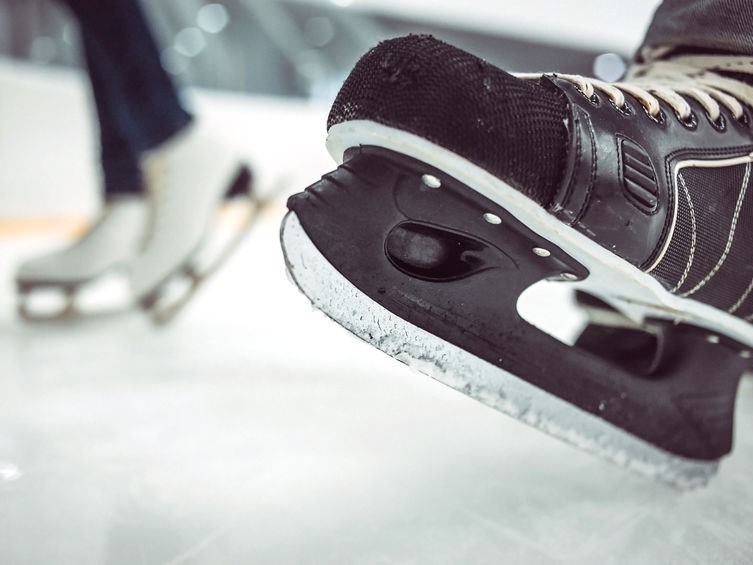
[328,34,570,206]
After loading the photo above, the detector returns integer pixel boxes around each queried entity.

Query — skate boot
[16,195,147,320]
[280,35,753,487]
[131,122,256,325]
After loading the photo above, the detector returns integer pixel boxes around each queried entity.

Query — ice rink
[2,54,753,563]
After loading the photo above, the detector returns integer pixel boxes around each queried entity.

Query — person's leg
[15,0,184,313]
[18,0,252,322]
[61,0,192,153]
[15,27,149,317]
[80,27,143,196]
[63,0,251,320]
[640,0,753,56]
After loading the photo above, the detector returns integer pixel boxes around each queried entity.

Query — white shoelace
[517,51,753,124]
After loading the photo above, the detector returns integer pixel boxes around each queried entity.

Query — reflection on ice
[0,463,21,482]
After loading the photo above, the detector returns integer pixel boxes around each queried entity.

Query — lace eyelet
[588,93,601,106]
[608,99,633,116]
[738,111,751,128]
[677,111,698,129]
[575,87,595,103]
[707,112,727,132]
[644,107,666,126]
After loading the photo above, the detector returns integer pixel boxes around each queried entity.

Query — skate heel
[145,163,258,325]
[282,145,749,486]
[16,281,77,322]
[224,165,254,200]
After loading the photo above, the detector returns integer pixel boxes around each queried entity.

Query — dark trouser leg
[60,0,193,196]
[81,29,143,196]
[640,0,753,56]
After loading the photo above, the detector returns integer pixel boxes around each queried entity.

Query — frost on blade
[281,212,719,489]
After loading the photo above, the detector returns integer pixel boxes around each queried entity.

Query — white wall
[0,0,664,220]
[292,0,664,53]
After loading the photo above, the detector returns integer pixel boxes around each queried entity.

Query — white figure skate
[131,122,256,325]
[15,195,147,321]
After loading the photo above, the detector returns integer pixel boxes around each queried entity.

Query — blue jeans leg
[81,28,143,195]
[61,0,193,196]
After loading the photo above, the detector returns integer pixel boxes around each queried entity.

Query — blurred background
[0,0,658,219]
[3,2,752,564]
[2,0,649,96]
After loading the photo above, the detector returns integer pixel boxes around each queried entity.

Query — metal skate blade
[281,211,720,489]
[147,198,261,326]
[147,270,199,326]
[16,274,133,323]
[17,285,76,322]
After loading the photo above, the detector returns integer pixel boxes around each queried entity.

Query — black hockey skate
[280,35,753,487]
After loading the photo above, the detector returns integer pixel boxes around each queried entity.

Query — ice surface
[3,217,753,564]
[1,58,752,564]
